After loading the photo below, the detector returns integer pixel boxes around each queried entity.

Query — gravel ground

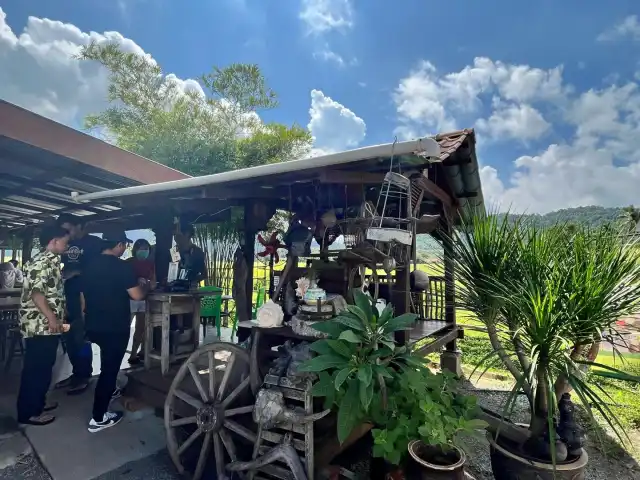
[0,454,51,480]
[461,383,640,480]
[91,450,181,480]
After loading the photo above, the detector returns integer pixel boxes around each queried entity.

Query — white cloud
[0,8,197,127]
[394,56,640,213]
[597,15,640,42]
[393,58,566,141]
[313,47,345,66]
[299,0,354,35]
[476,100,550,141]
[307,89,365,155]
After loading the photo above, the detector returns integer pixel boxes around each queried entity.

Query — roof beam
[318,170,385,185]
[414,171,455,210]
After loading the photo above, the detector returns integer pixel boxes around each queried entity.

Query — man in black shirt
[81,231,146,433]
[174,224,207,286]
[57,214,105,394]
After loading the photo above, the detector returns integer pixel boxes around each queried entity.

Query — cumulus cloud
[0,7,199,128]
[299,0,354,35]
[476,100,550,141]
[597,15,640,42]
[393,58,566,140]
[394,56,640,213]
[307,89,366,155]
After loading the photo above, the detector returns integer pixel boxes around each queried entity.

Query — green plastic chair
[200,286,223,338]
[252,285,265,319]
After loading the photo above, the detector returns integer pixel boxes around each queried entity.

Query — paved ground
[0,319,238,480]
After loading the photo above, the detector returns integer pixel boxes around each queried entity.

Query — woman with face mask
[127,239,156,365]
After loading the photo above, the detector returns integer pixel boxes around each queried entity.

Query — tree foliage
[76,42,311,175]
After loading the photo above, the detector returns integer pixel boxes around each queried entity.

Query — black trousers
[87,330,129,421]
[64,313,93,380]
[17,335,59,422]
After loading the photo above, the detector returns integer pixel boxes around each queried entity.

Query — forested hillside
[416,206,627,256]
[498,206,623,228]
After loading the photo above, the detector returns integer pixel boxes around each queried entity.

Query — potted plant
[299,290,421,444]
[372,366,486,479]
[449,214,640,479]
[300,290,487,479]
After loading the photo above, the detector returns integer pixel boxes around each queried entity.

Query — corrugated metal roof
[0,100,190,232]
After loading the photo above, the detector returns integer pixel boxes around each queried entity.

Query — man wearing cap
[80,230,147,433]
[56,214,104,394]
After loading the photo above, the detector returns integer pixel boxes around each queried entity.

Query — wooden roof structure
[70,129,484,229]
[0,100,189,233]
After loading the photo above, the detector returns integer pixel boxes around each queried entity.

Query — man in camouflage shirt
[16,225,70,426]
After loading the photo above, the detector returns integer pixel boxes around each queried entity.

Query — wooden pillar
[392,263,411,345]
[21,229,34,264]
[243,203,256,322]
[441,222,461,375]
[153,219,174,286]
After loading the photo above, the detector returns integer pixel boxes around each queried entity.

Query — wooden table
[143,290,226,376]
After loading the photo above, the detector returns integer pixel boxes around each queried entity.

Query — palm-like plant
[449,213,640,454]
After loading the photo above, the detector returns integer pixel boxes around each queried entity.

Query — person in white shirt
[0,261,23,289]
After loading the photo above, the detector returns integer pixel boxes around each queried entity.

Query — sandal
[20,414,55,426]
[44,402,59,412]
[67,379,90,396]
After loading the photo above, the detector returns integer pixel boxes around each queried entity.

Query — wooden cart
[162,323,365,480]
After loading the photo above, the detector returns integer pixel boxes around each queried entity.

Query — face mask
[136,250,150,260]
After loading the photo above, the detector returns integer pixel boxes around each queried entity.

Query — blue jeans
[63,313,93,381]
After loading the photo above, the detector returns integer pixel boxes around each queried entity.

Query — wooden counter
[143,290,219,375]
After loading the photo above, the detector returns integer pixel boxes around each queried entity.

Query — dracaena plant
[448,212,640,458]
[299,289,421,443]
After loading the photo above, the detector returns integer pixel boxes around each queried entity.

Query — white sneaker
[88,411,124,433]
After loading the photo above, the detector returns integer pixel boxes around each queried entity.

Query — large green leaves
[299,354,346,372]
[383,313,418,334]
[338,379,362,443]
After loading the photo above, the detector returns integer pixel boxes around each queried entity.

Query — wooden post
[21,229,34,264]
[393,264,411,345]
[243,203,256,322]
[441,222,461,375]
[152,219,174,286]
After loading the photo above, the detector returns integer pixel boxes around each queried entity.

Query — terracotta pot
[407,440,466,480]
[487,432,588,480]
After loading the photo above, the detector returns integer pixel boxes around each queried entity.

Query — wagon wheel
[165,342,257,480]
[347,264,379,302]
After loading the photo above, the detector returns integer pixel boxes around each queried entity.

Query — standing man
[56,214,104,394]
[16,225,70,426]
[174,224,207,286]
[81,231,146,433]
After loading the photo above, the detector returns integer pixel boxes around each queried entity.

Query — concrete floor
[0,318,168,480]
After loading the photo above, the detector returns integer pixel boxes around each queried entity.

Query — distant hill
[498,206,623,229]
[415,206,625,256]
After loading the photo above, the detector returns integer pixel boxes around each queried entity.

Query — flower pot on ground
[407,440,466,480]
[448,214,640,478]
[487,432,588,480]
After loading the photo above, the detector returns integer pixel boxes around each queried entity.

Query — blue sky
[1,1,640,213]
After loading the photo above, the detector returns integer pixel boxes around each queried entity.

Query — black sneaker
[88,411,124,433]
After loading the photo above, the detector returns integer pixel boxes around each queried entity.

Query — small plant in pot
[299,290,487,479]
[449,214,640,479]
[299,289,421,444]
[372,367,487,480]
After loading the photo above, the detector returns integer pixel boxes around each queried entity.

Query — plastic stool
[199,286,223,338]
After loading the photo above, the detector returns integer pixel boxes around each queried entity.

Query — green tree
[619,205,640,236]
[76,42,311,175]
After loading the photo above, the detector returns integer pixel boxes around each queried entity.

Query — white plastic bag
[51,342,73,387]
